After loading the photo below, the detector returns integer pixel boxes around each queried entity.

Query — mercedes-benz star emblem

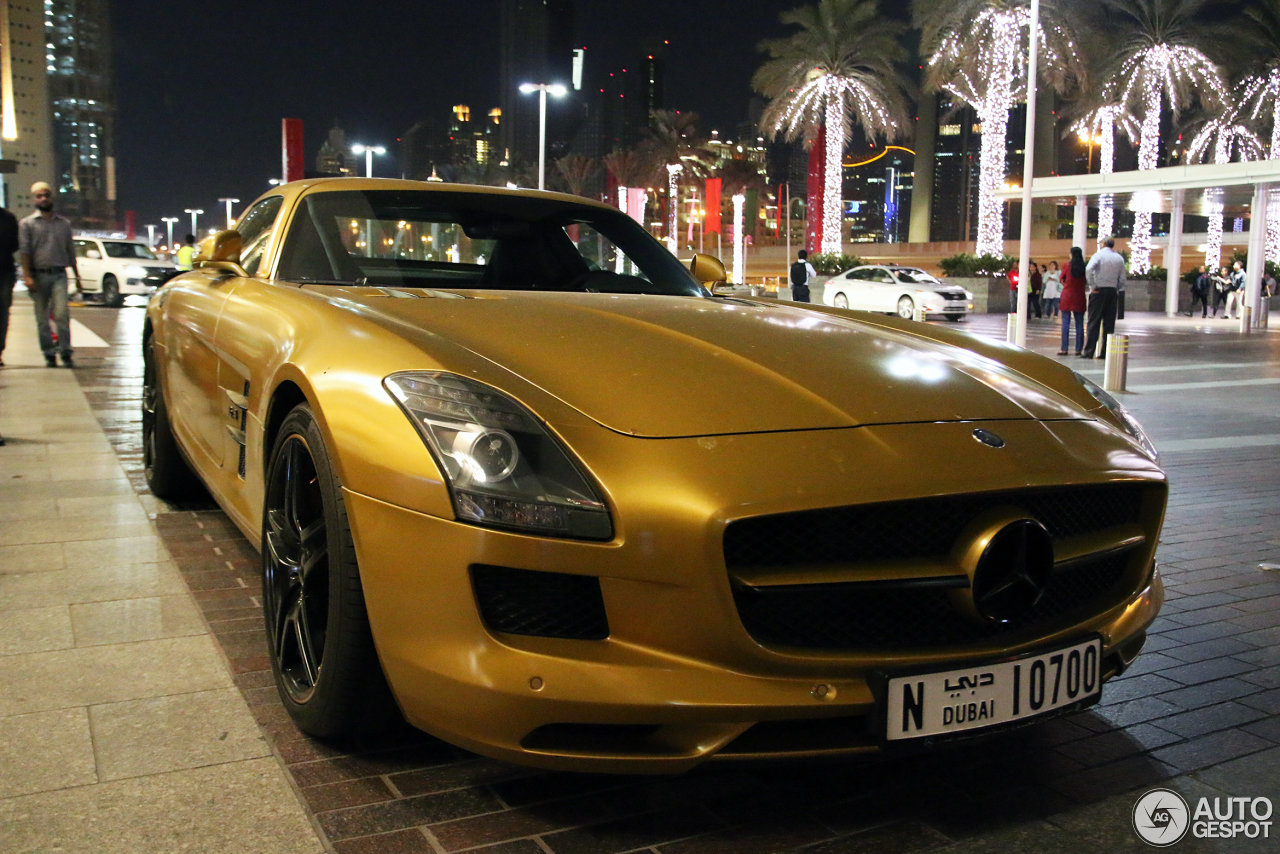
[970,519,1054,622]
[972,428,1005,448]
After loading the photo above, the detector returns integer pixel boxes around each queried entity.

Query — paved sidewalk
[0,296,326,853]
[2,299,1279,854]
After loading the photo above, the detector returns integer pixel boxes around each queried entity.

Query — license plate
[885,638,1101,741]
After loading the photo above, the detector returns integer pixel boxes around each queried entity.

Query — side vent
[224,381,250,479]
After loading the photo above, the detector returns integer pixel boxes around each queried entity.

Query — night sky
[112,0,810,231]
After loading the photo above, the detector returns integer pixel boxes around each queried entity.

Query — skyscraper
[499,0,575,168]
[0,1,56,209]
[46,0,116,230]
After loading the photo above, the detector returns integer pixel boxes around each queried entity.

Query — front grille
[724,485,1145,572]
[733,551,1132,650]
[725,485,1150,652]
[470,564,609,640]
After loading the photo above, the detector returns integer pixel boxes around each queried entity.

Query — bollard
[1103,333,1129,392]
[1259,298,1270,329]
[913,304,926,322]
[1240,305,1252,335]
[1006,313,1018,343]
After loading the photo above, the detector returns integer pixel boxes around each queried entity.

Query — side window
[873,269,895,283]
[235,196,284,277]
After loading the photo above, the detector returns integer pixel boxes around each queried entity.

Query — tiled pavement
[3,295,1279,853]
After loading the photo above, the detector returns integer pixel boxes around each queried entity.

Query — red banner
[282,118,304,183]
[124,210,135,240]
[704,177,722,235]
[806,126,824,254]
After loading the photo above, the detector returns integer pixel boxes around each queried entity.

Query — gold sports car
[143,178,1166,773]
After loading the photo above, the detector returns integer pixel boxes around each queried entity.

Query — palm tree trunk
[1206,129,1232,270]
[1098,109,1115,245]
[821,80,846,256]
[1130,90,1163,274]
[973,24,1017,257]
[1269,102,1280,265]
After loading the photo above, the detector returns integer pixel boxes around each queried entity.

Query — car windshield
[275,189,707,297]
[103,242,158,260]
[892,268,940,284]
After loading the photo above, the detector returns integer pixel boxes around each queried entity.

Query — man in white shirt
[789,250,817,303]
[1082,236,1126,358]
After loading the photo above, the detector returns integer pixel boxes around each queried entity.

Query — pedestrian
[1211,265,1231,317]
[1082,236,1125,358]
[18,181,79,368]
[1189,265,1211,318]
[789,249,816,303]
[1225,260,1246,320]
[176,234,196,271]
[1265,270,1276,300]
[1058,247,1087,356]
[1042,260,1061,318]
[0,195,19,368]
[1029,262,1044,318]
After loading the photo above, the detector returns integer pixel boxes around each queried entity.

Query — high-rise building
[843,147,914,244]
[1,1,56,209]
[499,0,575,167]
[316,125,354,176]
[45,0,116,230]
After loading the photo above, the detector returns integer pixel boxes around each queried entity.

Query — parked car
[823,265,974,320]
[73,237,180,306]
[143,178,1166,773]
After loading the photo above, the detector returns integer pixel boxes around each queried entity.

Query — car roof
[251,176,620,215]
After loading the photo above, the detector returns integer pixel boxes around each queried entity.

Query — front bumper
[349,418,1166,773]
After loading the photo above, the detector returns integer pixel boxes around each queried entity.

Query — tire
[102,275,122,308]
[262,404,385,737]
[834,292,849,309]
[897,296,915,319]
[142,337,203,499]
[944,313,965,322]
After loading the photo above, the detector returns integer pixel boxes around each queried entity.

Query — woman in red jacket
[1058,246,1087,356]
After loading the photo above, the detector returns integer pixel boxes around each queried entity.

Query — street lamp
[351,143,386,177]
[217,197,240,229]
[161,216,179,251]
[518,82,568,190]
[184,208,204,238]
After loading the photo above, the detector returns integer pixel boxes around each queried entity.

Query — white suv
[72,237,180,307]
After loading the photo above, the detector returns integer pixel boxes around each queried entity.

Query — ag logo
[1133,788,1190,846]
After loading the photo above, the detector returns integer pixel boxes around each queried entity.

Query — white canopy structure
[996,158,1280,322]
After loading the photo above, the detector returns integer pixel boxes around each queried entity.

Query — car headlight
[384,372,613,540]
[1073,372,1159,463]
[125,264,147,277]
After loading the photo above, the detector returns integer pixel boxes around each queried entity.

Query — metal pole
[1165,189,1184,317]
[366,149,374,177]
[537,88,548,191]
[1103,333,1129,392]
[1014,0,1041,348]
[785,182,791,271]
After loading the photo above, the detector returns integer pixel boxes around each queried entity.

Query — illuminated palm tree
[915,0,1077,256]
[1186,107,1265,269]
[754,0,910,255]
[642,110,713,252]
[1100,0,1227,272]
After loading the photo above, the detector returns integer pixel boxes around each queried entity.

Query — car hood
[322,290,1087,438]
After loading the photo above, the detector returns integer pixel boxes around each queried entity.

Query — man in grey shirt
[1083,236,1126,359]
[18,181,80,367]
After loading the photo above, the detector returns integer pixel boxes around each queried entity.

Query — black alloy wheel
[262,404,385,736]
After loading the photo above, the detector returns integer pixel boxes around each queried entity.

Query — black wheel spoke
[292,597,319,688]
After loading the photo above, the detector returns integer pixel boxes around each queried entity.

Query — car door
[844,268,878,311]
[74,239,102,294]
[203,196,287,519]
